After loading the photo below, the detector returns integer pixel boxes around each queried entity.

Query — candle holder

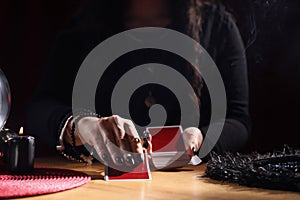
[0,69,35,173]
[7,134,35,173]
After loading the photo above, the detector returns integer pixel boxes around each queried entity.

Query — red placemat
[0,167,91,199]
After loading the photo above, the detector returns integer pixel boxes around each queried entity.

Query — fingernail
[115,156,124,164]
[192,147,197,155]
[126,156,135,165]
[143,131,149,138]
[143,138,149,149]
[102,154,108,161]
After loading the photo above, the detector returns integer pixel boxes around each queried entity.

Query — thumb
[182,127,203,156]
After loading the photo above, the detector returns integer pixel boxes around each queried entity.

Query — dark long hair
[73,0,204,102]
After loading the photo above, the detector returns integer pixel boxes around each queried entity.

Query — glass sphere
[0,69,11,130]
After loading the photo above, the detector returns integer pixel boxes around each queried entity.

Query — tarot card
[104,153,151,181]
[146,126,193,169]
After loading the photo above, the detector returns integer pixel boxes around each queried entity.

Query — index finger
[113,116,144,161]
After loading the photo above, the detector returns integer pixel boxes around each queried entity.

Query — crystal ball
[0,69,11,130]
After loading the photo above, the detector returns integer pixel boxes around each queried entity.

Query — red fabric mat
[0,167,91,199]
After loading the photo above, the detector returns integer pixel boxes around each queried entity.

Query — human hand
[182,127,203,157]
[74,115,145,169]
[64,116,202,168]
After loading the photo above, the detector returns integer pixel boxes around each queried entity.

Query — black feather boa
[205,146,300,192]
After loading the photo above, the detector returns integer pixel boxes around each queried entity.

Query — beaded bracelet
[57,110,100,164]
[73,110,101,125]
[70,122,76,147]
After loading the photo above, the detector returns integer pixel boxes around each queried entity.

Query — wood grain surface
[20,156,300,200]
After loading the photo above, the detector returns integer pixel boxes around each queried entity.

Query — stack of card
[151,151,191,169]
[147,126,196,169]
[104,125,201,181]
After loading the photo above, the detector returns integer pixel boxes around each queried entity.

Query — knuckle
[125,119,134,127]
[112,115,120,121]
[116,127,126,138]
[98,118,106,127]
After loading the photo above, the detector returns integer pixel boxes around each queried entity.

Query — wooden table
[20,156,299,200]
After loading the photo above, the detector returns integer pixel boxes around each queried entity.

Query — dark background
[0,0,299,153]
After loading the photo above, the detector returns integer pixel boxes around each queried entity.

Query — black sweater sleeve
[199,7,250,154]
[27,32,86,147]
